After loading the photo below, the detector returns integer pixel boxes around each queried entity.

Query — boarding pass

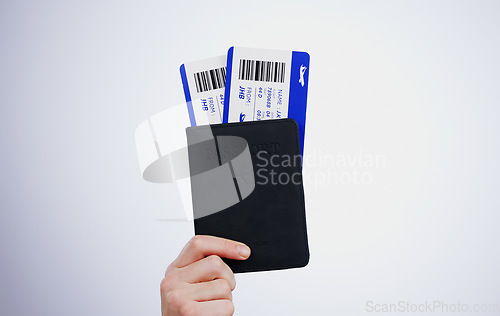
[180,55,227,126]
[223,47,310,155]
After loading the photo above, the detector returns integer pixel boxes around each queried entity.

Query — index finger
[172,235,251,268]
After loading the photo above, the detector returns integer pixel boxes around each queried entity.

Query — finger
[178,255,236,290]
[183,279,233,302]
[172,235,251,268]
[186,299,234,316]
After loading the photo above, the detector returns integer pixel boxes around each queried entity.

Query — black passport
[186,119,309,273]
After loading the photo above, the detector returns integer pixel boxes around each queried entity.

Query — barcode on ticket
[193,67,227,93]
[238,59,286,83]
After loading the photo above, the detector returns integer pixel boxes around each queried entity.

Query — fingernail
[237,245,251,258]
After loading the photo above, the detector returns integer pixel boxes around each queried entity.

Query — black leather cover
[186,119,309,273]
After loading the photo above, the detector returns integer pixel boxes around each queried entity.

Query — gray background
[1,0,499,315]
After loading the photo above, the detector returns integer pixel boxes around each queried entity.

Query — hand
[160,235,251,316]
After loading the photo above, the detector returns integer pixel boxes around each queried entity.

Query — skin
[160,235,251,316]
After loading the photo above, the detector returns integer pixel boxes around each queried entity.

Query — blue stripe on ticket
[180,64,196,127]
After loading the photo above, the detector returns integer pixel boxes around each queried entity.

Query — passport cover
[186,119,309,273]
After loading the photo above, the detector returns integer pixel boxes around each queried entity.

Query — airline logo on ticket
[180,55,227,126]
[223,47,310,155]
